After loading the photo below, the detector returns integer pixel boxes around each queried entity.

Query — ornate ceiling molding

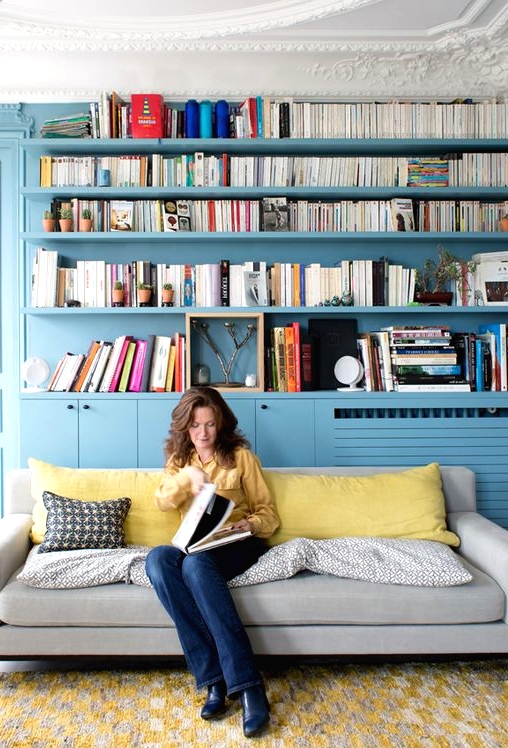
[0,1,376,41]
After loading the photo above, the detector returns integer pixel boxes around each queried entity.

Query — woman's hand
[186,465,209,496]
[230,518,254,534]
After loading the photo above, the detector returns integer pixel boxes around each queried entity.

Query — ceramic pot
[58,218,73,232]
[137,289,152,306]
[500,216,508,232]
[112,290,124,307]
[42,218,55,232]
[161,289,174,306]
[414,291,454,306]
[79,218,93,232]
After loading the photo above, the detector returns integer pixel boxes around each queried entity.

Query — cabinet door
[255,399,315,467]
[20,399,79,468]
[138,400,176,468]
[224,397,256,451]
[78,399,138,468]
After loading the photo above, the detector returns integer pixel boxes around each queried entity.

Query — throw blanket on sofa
[18,536,472,590]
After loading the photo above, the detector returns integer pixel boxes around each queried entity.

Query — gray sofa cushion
[0,557,503,628]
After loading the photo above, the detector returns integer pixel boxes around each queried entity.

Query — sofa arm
[0,514,33,591]
[449,511,508,617]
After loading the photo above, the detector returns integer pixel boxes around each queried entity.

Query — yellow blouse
[154,447,280,539]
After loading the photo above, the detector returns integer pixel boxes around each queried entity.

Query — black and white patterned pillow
[38,491,131,553]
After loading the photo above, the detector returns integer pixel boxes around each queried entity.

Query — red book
[130,94,164,138]
[291,321,302,392]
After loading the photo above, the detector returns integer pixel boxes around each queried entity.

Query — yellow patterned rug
[1,659,507,747]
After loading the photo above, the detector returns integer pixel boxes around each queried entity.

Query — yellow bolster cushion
[263,463,460,547]
[28,458,180,547]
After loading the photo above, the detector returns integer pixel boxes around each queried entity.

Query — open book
[171,482,252,554]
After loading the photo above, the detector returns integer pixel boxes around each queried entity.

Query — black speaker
[308,318,358,390]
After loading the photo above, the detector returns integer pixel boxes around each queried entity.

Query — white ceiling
[0,0,507,101]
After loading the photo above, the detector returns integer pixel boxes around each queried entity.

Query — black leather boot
[240,684,270,737]
[200,680,227,720]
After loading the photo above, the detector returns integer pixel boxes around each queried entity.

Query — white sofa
[1,465,508,659]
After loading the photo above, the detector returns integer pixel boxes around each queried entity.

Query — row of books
[46,94,508,141]
[43,195,508,234]
[361,324,508,393]
[31,251,419,309]
[267,322,508,394]
[40,151,508,190]
[47,333,187,394]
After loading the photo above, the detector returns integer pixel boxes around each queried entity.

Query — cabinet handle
[82,404,90,410]
[66,404,74,410]
[260,404,268,409]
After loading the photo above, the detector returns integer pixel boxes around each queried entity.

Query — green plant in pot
[79,207,93,232]
[112,280,124,307]
[161,282,174,306]
[42,209,55,232]
[137,281,153,306]
[414,245,477,306]
[58,206,74,232]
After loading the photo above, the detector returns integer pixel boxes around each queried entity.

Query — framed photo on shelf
[185,312,264,392]
[474,253,508,306]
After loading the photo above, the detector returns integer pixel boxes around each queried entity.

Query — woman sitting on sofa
[145,386,280,738]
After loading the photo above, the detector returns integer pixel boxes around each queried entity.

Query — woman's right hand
[186,465,209,495]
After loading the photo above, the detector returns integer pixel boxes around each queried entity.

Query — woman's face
[188,406,218,454]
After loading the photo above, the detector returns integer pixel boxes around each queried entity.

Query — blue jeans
[145,537,266,695]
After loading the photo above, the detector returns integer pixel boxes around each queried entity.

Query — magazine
[171,483,251,554]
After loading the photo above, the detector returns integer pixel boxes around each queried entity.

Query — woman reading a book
[145,386,280,738]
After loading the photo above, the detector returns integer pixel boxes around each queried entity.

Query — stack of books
[40,112,92,138]
[384,325,470,391]
[46,333,186,394]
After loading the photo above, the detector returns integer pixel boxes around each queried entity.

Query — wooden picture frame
[185,312,264,392]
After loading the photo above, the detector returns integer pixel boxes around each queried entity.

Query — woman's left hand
[231,519,254,534]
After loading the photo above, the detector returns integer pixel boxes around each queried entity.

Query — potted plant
[137,281,152,306]
[414,245,477,306]
[161,282,174,306]
[58,206,74,232]
[79,208,93,232]
[112,280,124,307]
[42,210,55,232]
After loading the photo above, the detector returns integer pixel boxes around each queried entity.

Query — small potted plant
[58,206,74,232]
[79,208,93,232]
[414,245,477,306]
[137,281,152,306]
[112,280,124,307]
[161,282,174,306]
[42,210,55,232]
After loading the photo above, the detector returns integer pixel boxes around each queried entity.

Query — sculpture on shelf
[191,319,255,387]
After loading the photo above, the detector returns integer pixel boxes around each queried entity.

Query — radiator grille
[327,407,508,528]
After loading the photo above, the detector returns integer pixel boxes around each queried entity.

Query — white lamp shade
[21,357,50,389]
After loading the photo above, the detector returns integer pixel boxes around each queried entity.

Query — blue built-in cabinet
[17,127,508,528]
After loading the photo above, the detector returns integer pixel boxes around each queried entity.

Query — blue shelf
[21,137,508,156]
[20,230,508,244]
[21,305,505,316]
[21,185,508,200]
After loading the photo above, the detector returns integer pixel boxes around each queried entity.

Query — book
[261,197,289,231]
[148,335,172,392]
[130,94,164,138]
[478,323,507,391]
[171,483,251,554]
[243,267,268,306]
[390,198,415,232]
[110,200,134,231]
